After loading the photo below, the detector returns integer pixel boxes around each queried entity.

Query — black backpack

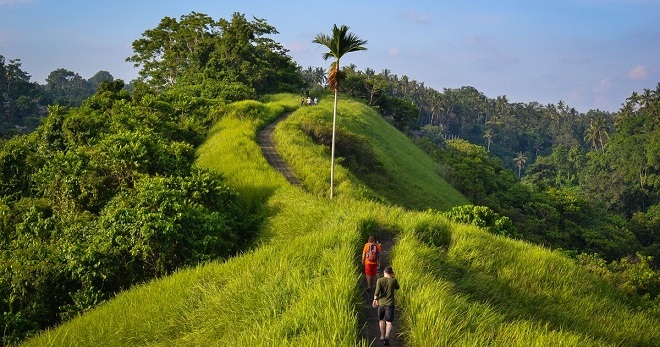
[366,242,379,262]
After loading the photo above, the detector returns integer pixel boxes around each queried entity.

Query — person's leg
[384,306,394,342]
[364,264,371,290]
[379,320,386,340]
[378,306,386,340]
[365,264,377,289]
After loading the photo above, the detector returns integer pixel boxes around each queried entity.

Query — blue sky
[1,0,658,112]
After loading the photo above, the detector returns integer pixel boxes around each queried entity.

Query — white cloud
[592,78,612,93]
[569,87,585,103]
[463,36,497,51]
[401,10,431,24]
[593,95,609,110]
[387,47,400,57]
[628,65,649,81]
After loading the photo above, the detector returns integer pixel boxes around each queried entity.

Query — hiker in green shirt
[372,266,399,346]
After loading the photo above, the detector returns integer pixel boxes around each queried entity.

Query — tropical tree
[0,55,47,134]
[484,129,493,152]
[127,12,216,89]
[495,95,508,116]
[300,66,316,89]
[312,24,367,198]
[44,68,90,107]
[513,152,527,179]
[87,71,114,93]
[127,12,302,98]
[1,57,32,97]
[585,116,609,153]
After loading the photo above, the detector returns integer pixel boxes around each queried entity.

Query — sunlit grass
[276,96,469,209]
[395,223,660,346]
[23,94,660,347]
[23,198,364,346]
[195,99,288,204]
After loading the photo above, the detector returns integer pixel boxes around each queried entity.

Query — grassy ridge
[21,193,364,346]
[396,224,660,346]
[275,96,469,210]
[21,95,370,347]
[22,94,659,346]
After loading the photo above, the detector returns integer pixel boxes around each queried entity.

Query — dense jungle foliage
[18,95,660,347]
[1,9,659,345]
[301,65,660,300]
[310,65,660,293]
[0,12,303,344]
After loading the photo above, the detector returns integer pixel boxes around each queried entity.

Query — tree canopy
[127,12,303,100]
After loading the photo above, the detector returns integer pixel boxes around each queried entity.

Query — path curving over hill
[257,112,403,346]
[256,113,302,188]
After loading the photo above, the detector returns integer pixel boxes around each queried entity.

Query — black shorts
[378,305,395,322]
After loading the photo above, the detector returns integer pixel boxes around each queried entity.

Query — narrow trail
[256,113,302,187]
[360,233,402,347]
[256,113,402,346]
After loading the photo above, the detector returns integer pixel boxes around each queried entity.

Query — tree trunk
[330,59,340,199]
[330,87,338,199]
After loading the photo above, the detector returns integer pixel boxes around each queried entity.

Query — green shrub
[442,204,519,238]
[412,214,452,248]
[578,252,660,298]
[96,170,241,282]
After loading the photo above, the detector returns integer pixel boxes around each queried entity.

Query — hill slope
[274,96,469,209]
[22,95,659,347]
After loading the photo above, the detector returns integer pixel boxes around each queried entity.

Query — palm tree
[585,117,609,153]
[483,129,493,152]
[313,67,327,87]
[640,88,653,108]
[301,66,315,88]
[494,95,509,125]
[313,24,367,199]
[616,99,635,127]
[513,152,527,179]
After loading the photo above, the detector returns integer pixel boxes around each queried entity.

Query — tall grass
[22,95,371,347]
[22,94,659,346]
[195,99,288,203]
[276,96,469,210]
[395,222,660,346]
[22,193,365,346]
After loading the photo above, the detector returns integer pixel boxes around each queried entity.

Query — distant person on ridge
[362,235,381,291]
[372,266,399,346]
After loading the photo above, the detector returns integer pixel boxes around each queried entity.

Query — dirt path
[256,113,401,346]
[360,233,402,347]
[256,113,302,187]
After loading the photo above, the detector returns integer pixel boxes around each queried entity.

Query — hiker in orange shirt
[362,235,381,291]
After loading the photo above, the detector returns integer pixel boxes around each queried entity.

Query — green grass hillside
[22,94,659,346]
[274,95,469,209]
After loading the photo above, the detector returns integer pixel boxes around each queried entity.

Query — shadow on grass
[428,249,657,346]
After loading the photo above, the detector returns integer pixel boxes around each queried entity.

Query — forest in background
[301,65,659,265]
[1,10,659,345]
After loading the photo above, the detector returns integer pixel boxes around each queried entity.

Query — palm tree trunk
[330,78,339,199]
